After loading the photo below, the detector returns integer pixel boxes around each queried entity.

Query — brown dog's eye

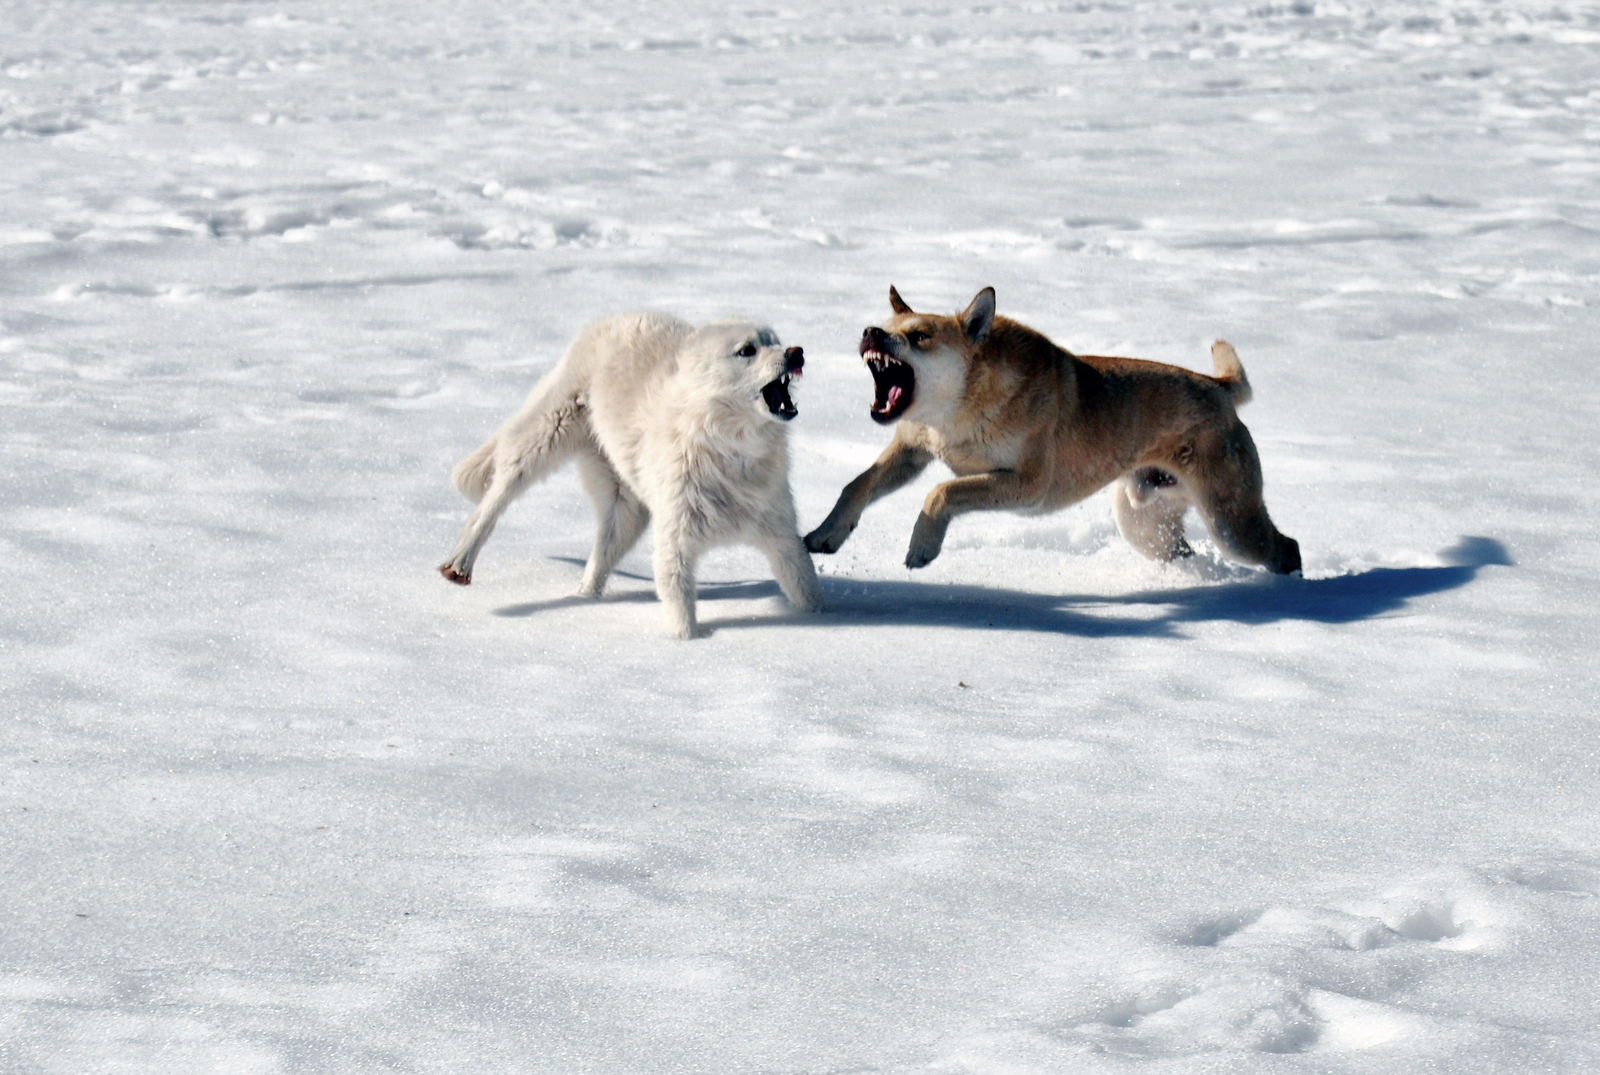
[906,331,928,348]
[737,342,758,357]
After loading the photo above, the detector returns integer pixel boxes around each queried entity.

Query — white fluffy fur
[440,312,822,638]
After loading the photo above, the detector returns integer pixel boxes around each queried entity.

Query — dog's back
[450,312,690,502]
[1063,341,1255,470]
[583,313,695,479]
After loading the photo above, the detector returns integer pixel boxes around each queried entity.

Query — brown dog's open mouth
[864,348,914,424]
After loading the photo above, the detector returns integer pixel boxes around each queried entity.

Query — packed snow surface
[3,0,1599,1071]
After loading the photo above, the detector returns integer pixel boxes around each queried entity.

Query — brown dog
[804,286,1301,574]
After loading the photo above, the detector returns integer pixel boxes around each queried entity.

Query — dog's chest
[635,425,782,515]
[921,424,1022,474]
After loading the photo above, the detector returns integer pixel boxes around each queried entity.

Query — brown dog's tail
[1210,340,1253,407]
[450,436,498,502]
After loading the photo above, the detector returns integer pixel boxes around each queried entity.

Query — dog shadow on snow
[495,536,1511,639]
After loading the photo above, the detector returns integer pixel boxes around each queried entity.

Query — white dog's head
[680,321,805,422]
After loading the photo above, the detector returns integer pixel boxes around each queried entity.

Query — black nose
[784,346,804,372]
[861,326,887,352]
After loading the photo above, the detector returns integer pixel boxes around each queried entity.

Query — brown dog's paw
[439,564,471,585]
[804,522,854,555]
[904,512,947,569]
[1272,537,1303,576]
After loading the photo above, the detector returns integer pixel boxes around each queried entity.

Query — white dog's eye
[737,342,758,357]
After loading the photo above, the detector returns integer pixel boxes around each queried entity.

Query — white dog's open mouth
[761,346,803,420]
[863,348,914,424]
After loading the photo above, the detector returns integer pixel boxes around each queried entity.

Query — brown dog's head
[860,286,995,425]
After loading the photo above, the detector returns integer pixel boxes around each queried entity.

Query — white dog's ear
[960,287,995,343]
[889,285,913,315]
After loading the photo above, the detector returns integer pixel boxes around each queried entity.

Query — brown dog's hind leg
[1197,499,1301,575]
[1111,469,1194,562]
[1187,428,1301,575]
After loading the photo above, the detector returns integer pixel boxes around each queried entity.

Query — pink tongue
[886,385,903,410]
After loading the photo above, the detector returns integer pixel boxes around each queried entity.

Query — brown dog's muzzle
[860,326,914,424]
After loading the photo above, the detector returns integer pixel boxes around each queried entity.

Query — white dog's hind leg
[1111,469,1194,562]
[651,521,701,640]
[439,401,591,585]
[758,529,823,613]
[575,452,649,598]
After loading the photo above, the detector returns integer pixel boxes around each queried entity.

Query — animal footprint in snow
[1349,891,1487,951]
[1085,977,1320,1055]
[1388,899,1465,942]
[1095,988,1185,1027]
[1171,909,1261,947]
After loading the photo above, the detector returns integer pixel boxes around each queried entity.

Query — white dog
[439,312,823,638]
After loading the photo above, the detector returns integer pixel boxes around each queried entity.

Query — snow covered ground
[3,0,1599,1070]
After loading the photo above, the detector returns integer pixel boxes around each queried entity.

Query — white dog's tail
[450,436,499,502]
[1210,340,1253,407]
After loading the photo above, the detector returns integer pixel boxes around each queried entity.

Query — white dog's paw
[791,587,824,614]
[439,563,472,585]
[662,606,701,639]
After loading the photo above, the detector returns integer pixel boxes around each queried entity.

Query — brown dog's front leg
[904,470,1038,569]
[904,510,950,569]
[805,441,932,554]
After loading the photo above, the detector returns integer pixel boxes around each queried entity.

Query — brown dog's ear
[960,287,995,343]
[888,285,913,315]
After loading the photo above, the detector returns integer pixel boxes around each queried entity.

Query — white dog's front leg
[651,524,701,639]
[760,530,823,613]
